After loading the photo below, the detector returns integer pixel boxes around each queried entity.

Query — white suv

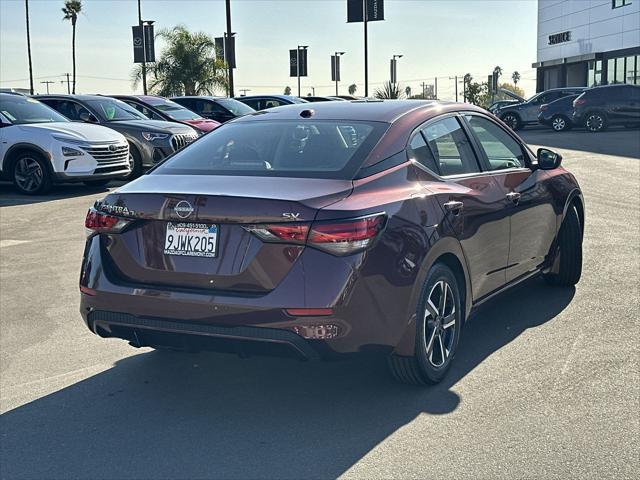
[0,93,131,195]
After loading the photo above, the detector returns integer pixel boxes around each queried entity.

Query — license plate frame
[164,222,218,258]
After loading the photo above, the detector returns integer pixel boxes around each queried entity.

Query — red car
[80,100,584,385]
[111,95,221,134]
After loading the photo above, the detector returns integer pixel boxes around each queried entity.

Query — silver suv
[496,87,587,130]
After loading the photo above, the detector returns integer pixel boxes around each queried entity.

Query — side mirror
[537,148,562,170]
[79,111,98,123]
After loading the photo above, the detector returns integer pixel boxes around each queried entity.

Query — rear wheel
[551,115,571,132]
[584,112,607,132]
[12,152,52,195]
[388,263,462,385]
[501,112,521,130]
[544,205,582,286]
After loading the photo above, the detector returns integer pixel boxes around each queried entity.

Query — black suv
[171,96,255,124]
[573,84,640,132]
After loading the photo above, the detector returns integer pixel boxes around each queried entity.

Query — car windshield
[214,98,255,116]
[147,99,202,121]
[85,98,148,121]
[153,119,388,179]
[0,96,69,124]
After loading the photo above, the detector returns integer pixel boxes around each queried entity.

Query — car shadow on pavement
[0,181,126,207]
[0,278,574,479]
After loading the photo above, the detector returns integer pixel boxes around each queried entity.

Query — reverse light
[85,208,133,237]
[141,131,169,142]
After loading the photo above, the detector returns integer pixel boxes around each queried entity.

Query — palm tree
[493,66,503,78]
[62,0,82,94]
[374,81,404,99]
[348,83,357,95]
[25,0,34,95]
[405,86,412,98]
[512,71,521,85]
[284,86,292,95]
[132,26,227,96]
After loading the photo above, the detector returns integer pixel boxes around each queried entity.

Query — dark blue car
[538,94,580,132]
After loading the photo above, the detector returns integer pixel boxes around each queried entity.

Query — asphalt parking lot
[0,129,638,479]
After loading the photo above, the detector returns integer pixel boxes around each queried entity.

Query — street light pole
[137,0,147,95]
[225,0,234,97]
[335,51,345,96]
[391,54,403,84]
[363,0,368,97]
[296,45,308,97]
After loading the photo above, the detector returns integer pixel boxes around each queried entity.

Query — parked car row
[496,84,640,133]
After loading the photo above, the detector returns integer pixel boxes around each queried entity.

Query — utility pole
[40,81,54,94]
[363,0,368,97]
[239,88,251,96]
[61,73,71,94]
[25,0,34,95]
[434,77,438,100]
[137,0,147,95]
[311,86,315,95]
[420,81,427,98]
[225,0,234,97]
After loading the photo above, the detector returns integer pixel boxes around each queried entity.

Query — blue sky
[0,0,539,99]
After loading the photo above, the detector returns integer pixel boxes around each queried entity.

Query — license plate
[164,222,218,258]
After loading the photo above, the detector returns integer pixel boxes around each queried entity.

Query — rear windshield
[215,98,255,116]
[153,119,388,179]
[149,99,201,120]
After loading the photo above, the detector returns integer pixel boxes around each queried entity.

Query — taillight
[540,104,548,111]
[308,214,386,255]
[244,223,310,243]
[244,213,386,256]
[573,97,586,107]
[85,208,132,237]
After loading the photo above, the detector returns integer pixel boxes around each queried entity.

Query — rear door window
[153,120,388,179]
[421,117,480,176]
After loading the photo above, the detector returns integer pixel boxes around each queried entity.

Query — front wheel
[501,113,521,130]
[584,112,607,132]
[544,205,582,286]
[12,152,52,195]
[388,263,463,385]
[121,147,142,181]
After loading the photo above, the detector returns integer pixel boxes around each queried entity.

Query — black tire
[121,145,143,181]
[12,151,52,195]
[551,115,571,132]
[388,263,463,385]
[83,179,111,187]
[584,111,607,132]
[501,112,522,130]
[544,204,582,286]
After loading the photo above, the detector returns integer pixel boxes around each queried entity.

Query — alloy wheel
[423,280,456,368]
[552,117,566,131]
[503,114,518,130]
[586,114,604,132]
[14,157,44,193]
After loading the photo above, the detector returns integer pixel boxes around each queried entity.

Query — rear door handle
[506,192,521,204]
[443,200,464,215]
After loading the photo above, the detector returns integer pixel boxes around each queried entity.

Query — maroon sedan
[111,95,221,133]
[80,100,584,385]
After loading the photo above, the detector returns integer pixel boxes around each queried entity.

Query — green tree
[62,0,82,94]
[132,26,228,96]
[284,86,292,95]
[466,81,487,106]
[348,83,357,95]
[511,71,521,85]
[499,82,525,98]
[374,81,405,99]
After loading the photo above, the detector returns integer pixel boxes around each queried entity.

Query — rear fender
[392,235,472,357]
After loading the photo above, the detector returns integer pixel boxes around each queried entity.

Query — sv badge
[282,213,301,221]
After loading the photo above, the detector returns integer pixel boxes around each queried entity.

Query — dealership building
[534,0,639,91]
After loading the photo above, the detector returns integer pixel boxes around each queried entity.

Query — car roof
[171,96,226,100]
[35,94,119,102]
[236,95,301,101]
[232,99,473,123]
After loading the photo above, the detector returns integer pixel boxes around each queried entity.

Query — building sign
[548,31,571,45]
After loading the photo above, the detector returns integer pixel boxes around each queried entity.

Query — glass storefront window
[627,56,638,85]
[595,60,603,86]
[608,58,616,83]
[616,57,625,84]
[606,55,639,85]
